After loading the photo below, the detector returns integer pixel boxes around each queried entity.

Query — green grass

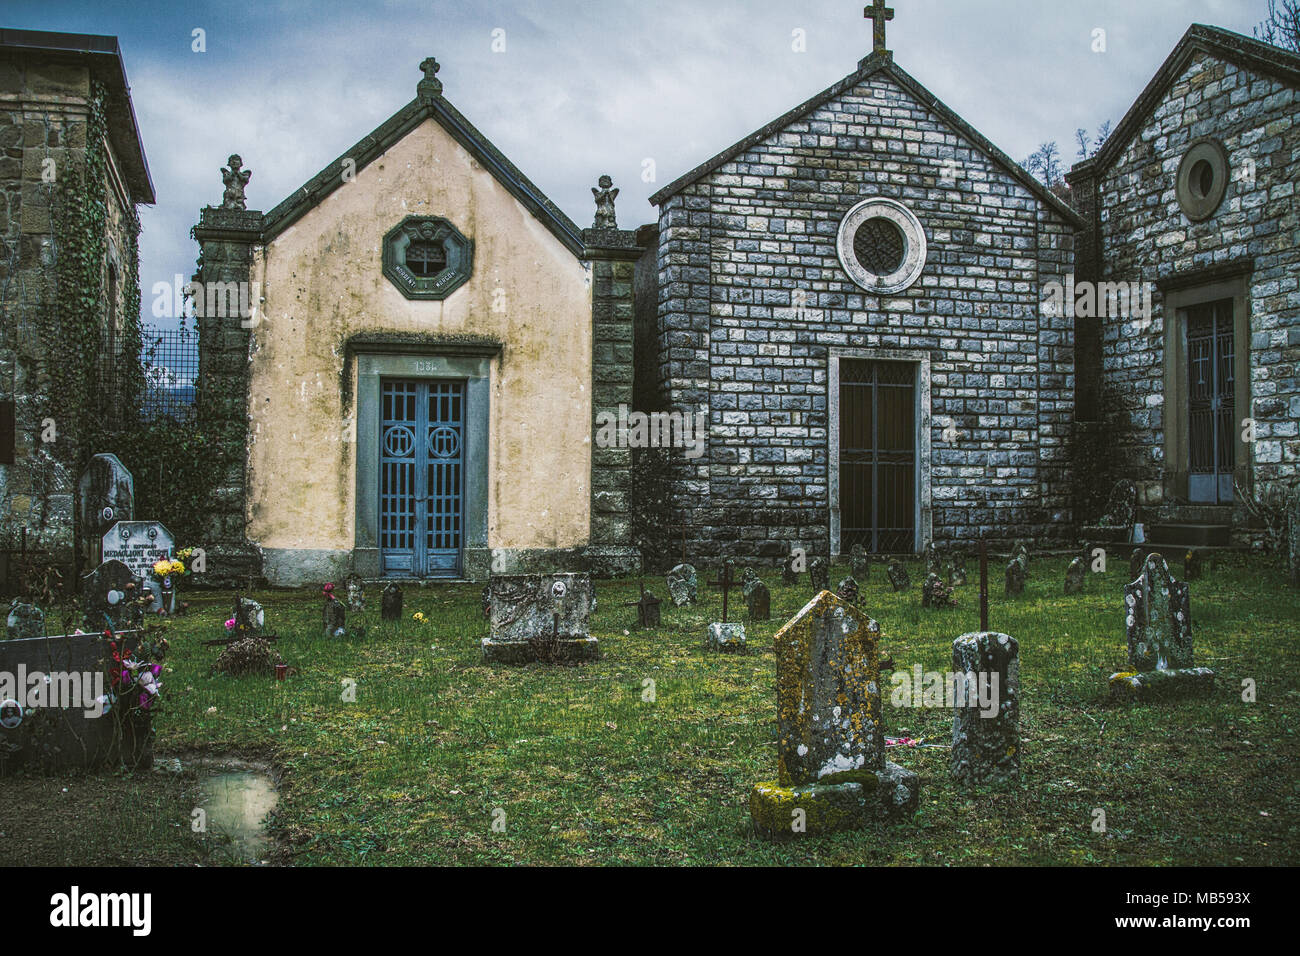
[7,554,1299,865]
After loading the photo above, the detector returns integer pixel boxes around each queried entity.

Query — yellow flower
[412,612,427,624]
[153,559,171,577]
[170,560,185,575]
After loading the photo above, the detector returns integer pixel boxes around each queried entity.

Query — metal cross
[707,562,736,624]
[979,538,989,632]
[865,0,895,54]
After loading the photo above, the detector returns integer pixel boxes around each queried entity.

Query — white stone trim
[836,197,927,294]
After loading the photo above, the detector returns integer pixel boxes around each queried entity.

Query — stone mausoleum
[181,15,1297,585]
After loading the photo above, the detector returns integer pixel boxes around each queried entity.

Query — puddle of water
[199,770,278,864]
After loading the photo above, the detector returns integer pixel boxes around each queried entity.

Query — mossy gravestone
[1109,554,1214,701]
[1005,554,1027,596]
[483,574,599,664]
[1064,557,1086,595]
[742,570,770,621]
[887,559,910,592]
[666,564,697,607]
[6,600,44,640]
[850,544,870,581]
[750,591,920,839]
[809,557,829,593]
[950,632,1020,787]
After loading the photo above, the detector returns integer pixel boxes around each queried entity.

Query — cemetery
[2,521,1296,864]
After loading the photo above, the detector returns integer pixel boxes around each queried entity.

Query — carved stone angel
[221,154,252,210]
[592,174,618,229]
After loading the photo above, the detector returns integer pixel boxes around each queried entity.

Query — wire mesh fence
[140,325,198,422]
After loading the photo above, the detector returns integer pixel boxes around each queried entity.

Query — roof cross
[865,0,895,55]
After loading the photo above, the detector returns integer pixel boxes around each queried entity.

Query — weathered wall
[1093,52,1299,508]
[656,68,1076,563]
[246,117,593,580]
[0,53,139,570]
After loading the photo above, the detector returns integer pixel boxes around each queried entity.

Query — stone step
[1152,504,1236,525]
[1146,523,1233,547]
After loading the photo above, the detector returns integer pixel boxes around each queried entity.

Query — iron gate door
[840,360,916,553]
[1186,300,1235,504]
[380,380,464,578]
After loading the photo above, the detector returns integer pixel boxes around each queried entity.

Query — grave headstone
[1064,557,1086,595]
[666,564,698,607]
[809,557,829,594]
[382,583,404,622]
[887,558,910,592]
[1082,479,1138,544]
[743,574,770,622]
[923,540,944,579]
[706,622,747,653]
[922,572,956,608]
[849,544,870,581]
[1128,547,1148,582]
[837,576,859,608]
[322,597,346,639]
[234,597,265,636]
[80,559,139,630]
[346,574,366,613]
[624,582,663,628]
[749,591,920,838]
[1005,554,1027,596]
[1012,541,1030,573]
[483,573,599,664]
[1110,554,1214,701]
[947,548,967,587]
[950,632,1020,786]
[78,454,134,562]
[782,553,800,585]
[101,521,174,614]
[6,600,44,640]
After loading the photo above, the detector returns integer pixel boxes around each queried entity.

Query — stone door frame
[352,345,496,581]
[828,347,932,557]
[1159,271,1252,503]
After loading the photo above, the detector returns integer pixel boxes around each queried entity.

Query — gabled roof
[649,51,1082,228]
[260,78,584,255]
[1076,24,1300,177]
[0,28,154,204]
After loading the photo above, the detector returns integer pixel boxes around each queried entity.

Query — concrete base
[750,761,920,839]
[1109,667,1215,702]
[706,622,746,653]
[481,636,600,665]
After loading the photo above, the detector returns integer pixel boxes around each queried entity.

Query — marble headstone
[483,573,599,663]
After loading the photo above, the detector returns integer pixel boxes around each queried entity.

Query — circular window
[836,197,927,294]
[1176,139,1229,222]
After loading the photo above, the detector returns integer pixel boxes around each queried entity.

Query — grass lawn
[4,553,1298,866]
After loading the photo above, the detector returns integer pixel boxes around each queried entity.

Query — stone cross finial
[221,155,251,210]
[592,174,619,229]
[418,57,443,101]
[865,0,895,54]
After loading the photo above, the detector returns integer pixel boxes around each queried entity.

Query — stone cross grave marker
[850,543,870,580]
[483,573,599,664]
[749,590,920,838]
[1110,553,1214,700]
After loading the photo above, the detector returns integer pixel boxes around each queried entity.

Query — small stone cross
[865,0,895,54]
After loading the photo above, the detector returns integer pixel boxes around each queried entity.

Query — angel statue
[221,154,252,210]
[592,174,618,230]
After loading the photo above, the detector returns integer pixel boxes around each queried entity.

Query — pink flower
[224,619,237,631]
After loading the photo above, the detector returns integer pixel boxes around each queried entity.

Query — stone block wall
[655,69,1077,563]
[1088,52,1299,509]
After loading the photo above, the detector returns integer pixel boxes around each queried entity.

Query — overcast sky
[4,0,1277,331]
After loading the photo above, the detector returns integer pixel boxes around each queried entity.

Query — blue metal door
[380,380,464,578]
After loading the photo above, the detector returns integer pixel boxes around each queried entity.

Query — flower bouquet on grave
[103,627,169,770]
[151,555,191,616]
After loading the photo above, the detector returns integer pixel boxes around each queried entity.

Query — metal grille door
[1186,301,1234,504]
[840,360,916,553]
[380,380,464,577]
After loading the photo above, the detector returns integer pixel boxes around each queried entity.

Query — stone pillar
[192,198,263,587]
[582,194,647,578]
[950,631,1020,786]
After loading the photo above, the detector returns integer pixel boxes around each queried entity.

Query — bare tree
[1023,141,1063,185]
[1075,128,1091,161]
[1256,0,1300,52]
